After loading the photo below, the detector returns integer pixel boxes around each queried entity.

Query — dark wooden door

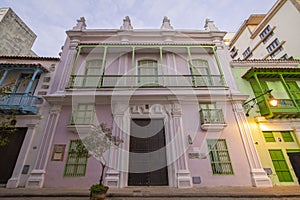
[0,128,27,184]
[128,119,168,186]
[288,152,300,184]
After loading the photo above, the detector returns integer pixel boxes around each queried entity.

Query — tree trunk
[99,162,105,185]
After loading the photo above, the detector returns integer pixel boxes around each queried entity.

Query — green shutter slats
[269,149,293,182]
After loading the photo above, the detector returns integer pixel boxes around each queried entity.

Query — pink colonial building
[26,16,272,188]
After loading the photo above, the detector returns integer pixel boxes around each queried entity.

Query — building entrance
[0,128,27,184]
[128,119,168,186]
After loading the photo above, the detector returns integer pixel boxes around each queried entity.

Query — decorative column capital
[232,102,245,113]
[112,103,128,116]
[50,105,62,114]
[172,103,182,116]
[69,39,79,49]
[27,123,38,129]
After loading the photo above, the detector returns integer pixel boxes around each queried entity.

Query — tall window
[64,140,88,177]
[242,47,252,59]
[259,25,274,44]
[138,59,158,86]
[83,59,103,87]
[189,59,211,86]
[71,104,94,125]
[265,81,289,99]
[14,73,39,94]
[259,25,271,39]
[266,38,280,53]
[207,139,233,175]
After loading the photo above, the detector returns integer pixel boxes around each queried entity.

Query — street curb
[1,193,300,198]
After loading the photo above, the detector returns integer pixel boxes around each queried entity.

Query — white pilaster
[171,104,192,188]
[57,39,78,93]
[26,105,61,188]
[104,103,128,188]
[6,124,37,188]
[232,102,272,187]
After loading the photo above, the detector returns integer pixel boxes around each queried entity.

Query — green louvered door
[269,150,293,182]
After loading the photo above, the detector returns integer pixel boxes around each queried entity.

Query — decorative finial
[73,17,86,30]
[120,16,133,30]
[204,18,219,31]
[160,16,173,30]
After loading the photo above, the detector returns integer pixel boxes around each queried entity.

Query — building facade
[229,0,300,186]
[0,55,59,187]
[231,59,300,186]
[0,8,37,56]
[229,0,300,60]
[24,16,273,189]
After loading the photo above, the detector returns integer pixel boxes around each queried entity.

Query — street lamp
[243,89,278,117]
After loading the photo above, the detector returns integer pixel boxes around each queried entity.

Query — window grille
[64,140,88,177]
[207,139,233,175]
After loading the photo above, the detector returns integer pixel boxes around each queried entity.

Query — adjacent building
[231,59,300,186]
[229,0,300,60]
[229,0,300,186]
[0,8,37,56]
[0,55,59,187]
[22,16,274,189]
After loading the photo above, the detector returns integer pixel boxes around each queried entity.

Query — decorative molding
[25,170,46,188]
[72,17,86,30]
[50,105,62,114]
[250,169,272,187]
[201,123,227,131]
[177,170,192,188]
[160,16,174,30]
[120,16,133,30]
[67,124,95,134]
[105,169,120,188]
[204,19,219,31]
[171,103,182,115]
[130,104,166,115]
[113,103,129,116]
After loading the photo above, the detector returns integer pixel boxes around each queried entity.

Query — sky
[1,0,277,57]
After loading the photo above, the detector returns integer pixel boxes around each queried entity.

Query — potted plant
[76,123,122,200]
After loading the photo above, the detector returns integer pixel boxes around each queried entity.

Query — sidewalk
[0,186,300,198]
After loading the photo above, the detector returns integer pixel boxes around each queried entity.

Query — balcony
[68,75,225,88]
[199,109,227,131]
[0,93,40,114]
[258,99,300,118]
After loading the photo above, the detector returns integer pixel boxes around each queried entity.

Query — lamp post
[243,89,278,117]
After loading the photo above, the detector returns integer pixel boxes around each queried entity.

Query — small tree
[75,123,122,188]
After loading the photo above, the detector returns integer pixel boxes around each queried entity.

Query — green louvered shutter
[269,150,293,182]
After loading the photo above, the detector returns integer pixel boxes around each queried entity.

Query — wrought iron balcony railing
[199,109,227,131]
[200,109,226,125]
[0,93,40,114]
[68,75,225,88]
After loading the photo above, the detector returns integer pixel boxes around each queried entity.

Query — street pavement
[0,186,300,199]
